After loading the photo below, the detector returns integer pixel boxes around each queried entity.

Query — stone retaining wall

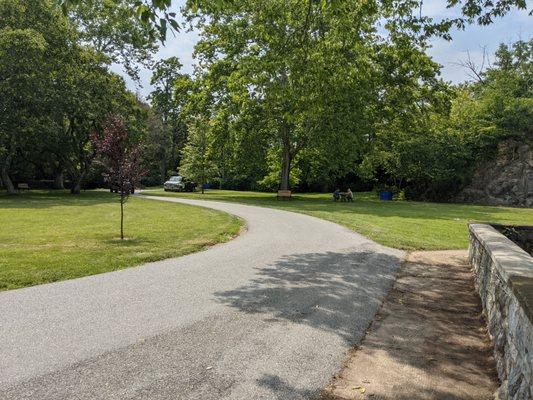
[468,223,533,400]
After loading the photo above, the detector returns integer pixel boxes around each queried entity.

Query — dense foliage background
[1,0,531,201]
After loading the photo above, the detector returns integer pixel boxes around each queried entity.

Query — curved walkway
[0,195,404,400]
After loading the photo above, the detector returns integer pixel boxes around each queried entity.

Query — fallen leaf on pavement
[351,386,366,393]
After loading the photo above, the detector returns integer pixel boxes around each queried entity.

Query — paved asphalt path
[0,195,404,400]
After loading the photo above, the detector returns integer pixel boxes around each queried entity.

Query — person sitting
[333,188,341,201]
[346,188,354,202]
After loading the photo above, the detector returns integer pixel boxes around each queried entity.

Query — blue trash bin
[379,190,393,201]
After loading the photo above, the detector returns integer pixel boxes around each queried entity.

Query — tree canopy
[67,0,159,80]
[359,38,532,199]
[0,0,146,194]
[1,0,530,204]
[179,0,449,190]
[60,0,530,42]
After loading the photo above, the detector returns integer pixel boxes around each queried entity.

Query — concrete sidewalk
[322,250,498,400]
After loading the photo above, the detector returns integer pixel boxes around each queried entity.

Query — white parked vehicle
[163,175,185,192]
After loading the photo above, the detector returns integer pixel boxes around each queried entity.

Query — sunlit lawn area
[2,187,531,291]
[142,188,533,251]
[0,190,242,291]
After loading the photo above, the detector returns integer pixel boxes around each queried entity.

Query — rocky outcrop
[457,140,532,207]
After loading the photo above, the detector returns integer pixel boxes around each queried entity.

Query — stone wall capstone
[469,223,533,400]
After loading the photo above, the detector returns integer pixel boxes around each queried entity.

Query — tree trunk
[70,172,84,194]
[280,144,292,191]
[1,154,16,195]
[120,198,124,240]
[170,128,177,173]
[160,159,166,184]
[53,169,64,190]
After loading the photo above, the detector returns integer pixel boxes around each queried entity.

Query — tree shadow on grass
[101,236,150,246]
[214,249,402,344]
[143,189,521,225]
[0,190,116,209]
[278,197,517,224]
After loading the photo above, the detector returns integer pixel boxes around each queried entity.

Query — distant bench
[17,183,30,192]
[277,189,292,200]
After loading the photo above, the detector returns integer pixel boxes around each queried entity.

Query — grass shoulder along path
[141,188,533,251]
[0,190,242,291]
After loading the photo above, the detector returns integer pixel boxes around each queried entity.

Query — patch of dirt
[320,250,498,400]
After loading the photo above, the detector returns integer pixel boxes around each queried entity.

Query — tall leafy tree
[0,30,48,194]
[360,38,532,200]
[149,57,192,178]
[184,1,449,190]
[141,109,169,184]
[0,0,75,194]
[0,0,145,194]
[67,0,159,80]
[60,49,141,193]
[185,1,363,189]
[451,38,532,149]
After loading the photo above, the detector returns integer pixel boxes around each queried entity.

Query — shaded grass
[0,190,242,291]
[142,189,533,250]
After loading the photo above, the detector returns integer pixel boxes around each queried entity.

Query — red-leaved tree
[91,115,144,240]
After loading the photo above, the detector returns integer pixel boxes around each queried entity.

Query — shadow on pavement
[257,374,316,399]
[215,250,401,344]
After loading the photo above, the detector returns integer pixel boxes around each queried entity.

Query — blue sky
[112,1,532,100]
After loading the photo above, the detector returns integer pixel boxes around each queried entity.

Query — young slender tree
[179,118,217,194]
[91,115,144,240]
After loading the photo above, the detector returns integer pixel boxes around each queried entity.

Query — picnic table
[334,192,353,202]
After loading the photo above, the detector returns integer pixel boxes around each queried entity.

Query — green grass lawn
[0,190,242,291]
[142,188,533,251]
